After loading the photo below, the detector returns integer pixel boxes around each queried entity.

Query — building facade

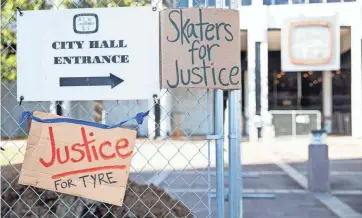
[237,0,362,140]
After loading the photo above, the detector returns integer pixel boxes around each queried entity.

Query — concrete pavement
[1,136,361,217]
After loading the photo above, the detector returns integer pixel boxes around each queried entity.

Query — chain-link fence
[1,0,221,217]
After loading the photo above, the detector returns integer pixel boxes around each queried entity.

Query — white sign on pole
[16,7,160,101]
[281,15,340,72]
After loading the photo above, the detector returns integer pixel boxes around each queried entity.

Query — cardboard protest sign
[18,111,136,206]
[160,8,241,89]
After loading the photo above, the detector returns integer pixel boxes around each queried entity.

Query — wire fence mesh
[1,0,215,217]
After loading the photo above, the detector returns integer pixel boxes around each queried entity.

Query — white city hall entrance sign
[16,7,160,101]
[281,15,340,72]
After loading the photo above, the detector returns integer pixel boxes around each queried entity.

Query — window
[268,71,298,109]
[293,0,304,4]
[275,0,288,4]
[301,71,322,110]
[309,0,322,3]
[263,0,288,4]
[242,0,252,5]
[332,70,351,112]
[268,71,323,110]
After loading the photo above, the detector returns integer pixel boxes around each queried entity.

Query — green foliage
[1,0,157,82]
[1,0,52,82]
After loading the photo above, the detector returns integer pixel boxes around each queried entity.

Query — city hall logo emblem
[73,13,98,34]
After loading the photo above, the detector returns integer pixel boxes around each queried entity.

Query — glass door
[268,71,298,109]
[268,71,322,110]
[301,71,322,110]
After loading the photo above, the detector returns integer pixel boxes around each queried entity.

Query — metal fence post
[227,0,242,216]
[228,90,239,218]
[212,0,226,214]
[215,89,225,217]
[236,90,243,218]
[207,89,213,217]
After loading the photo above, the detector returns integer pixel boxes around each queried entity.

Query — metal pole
[228,90,237,218]
[255,42,262,139]
[214,0,225,215]
[237,139,242,217]
[207,90,212,217]
[215,89,224,217]
[154,96,161,138]
[228,0,241,216]
[236,91,243,218]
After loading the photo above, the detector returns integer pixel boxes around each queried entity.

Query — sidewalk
[244,136,362,218]
[1,136,361,217]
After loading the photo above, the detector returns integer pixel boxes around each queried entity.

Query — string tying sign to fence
[18,110,148,206]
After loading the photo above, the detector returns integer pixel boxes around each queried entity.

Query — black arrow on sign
[59,73,123,89]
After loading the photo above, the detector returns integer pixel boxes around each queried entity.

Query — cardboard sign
[281,15,340,72]
[160,8,241,89]
[18,111,136,206]
[16,7,160,101]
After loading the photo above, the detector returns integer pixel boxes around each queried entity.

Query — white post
[244,70,249,135]
[224,96,229,164]
[148,98,156,139]
[260,38,270,139]
[102,110,106,125]
[323,71,333,134]
[247,33,257,142]
[247,1,267,141]
[351,16,362,138]
[49,101,57,114]
[159,89,172,139]
[188,0,193,7]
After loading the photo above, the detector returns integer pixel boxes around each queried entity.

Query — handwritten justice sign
[160,8,241,89]
[18,111,136,206]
